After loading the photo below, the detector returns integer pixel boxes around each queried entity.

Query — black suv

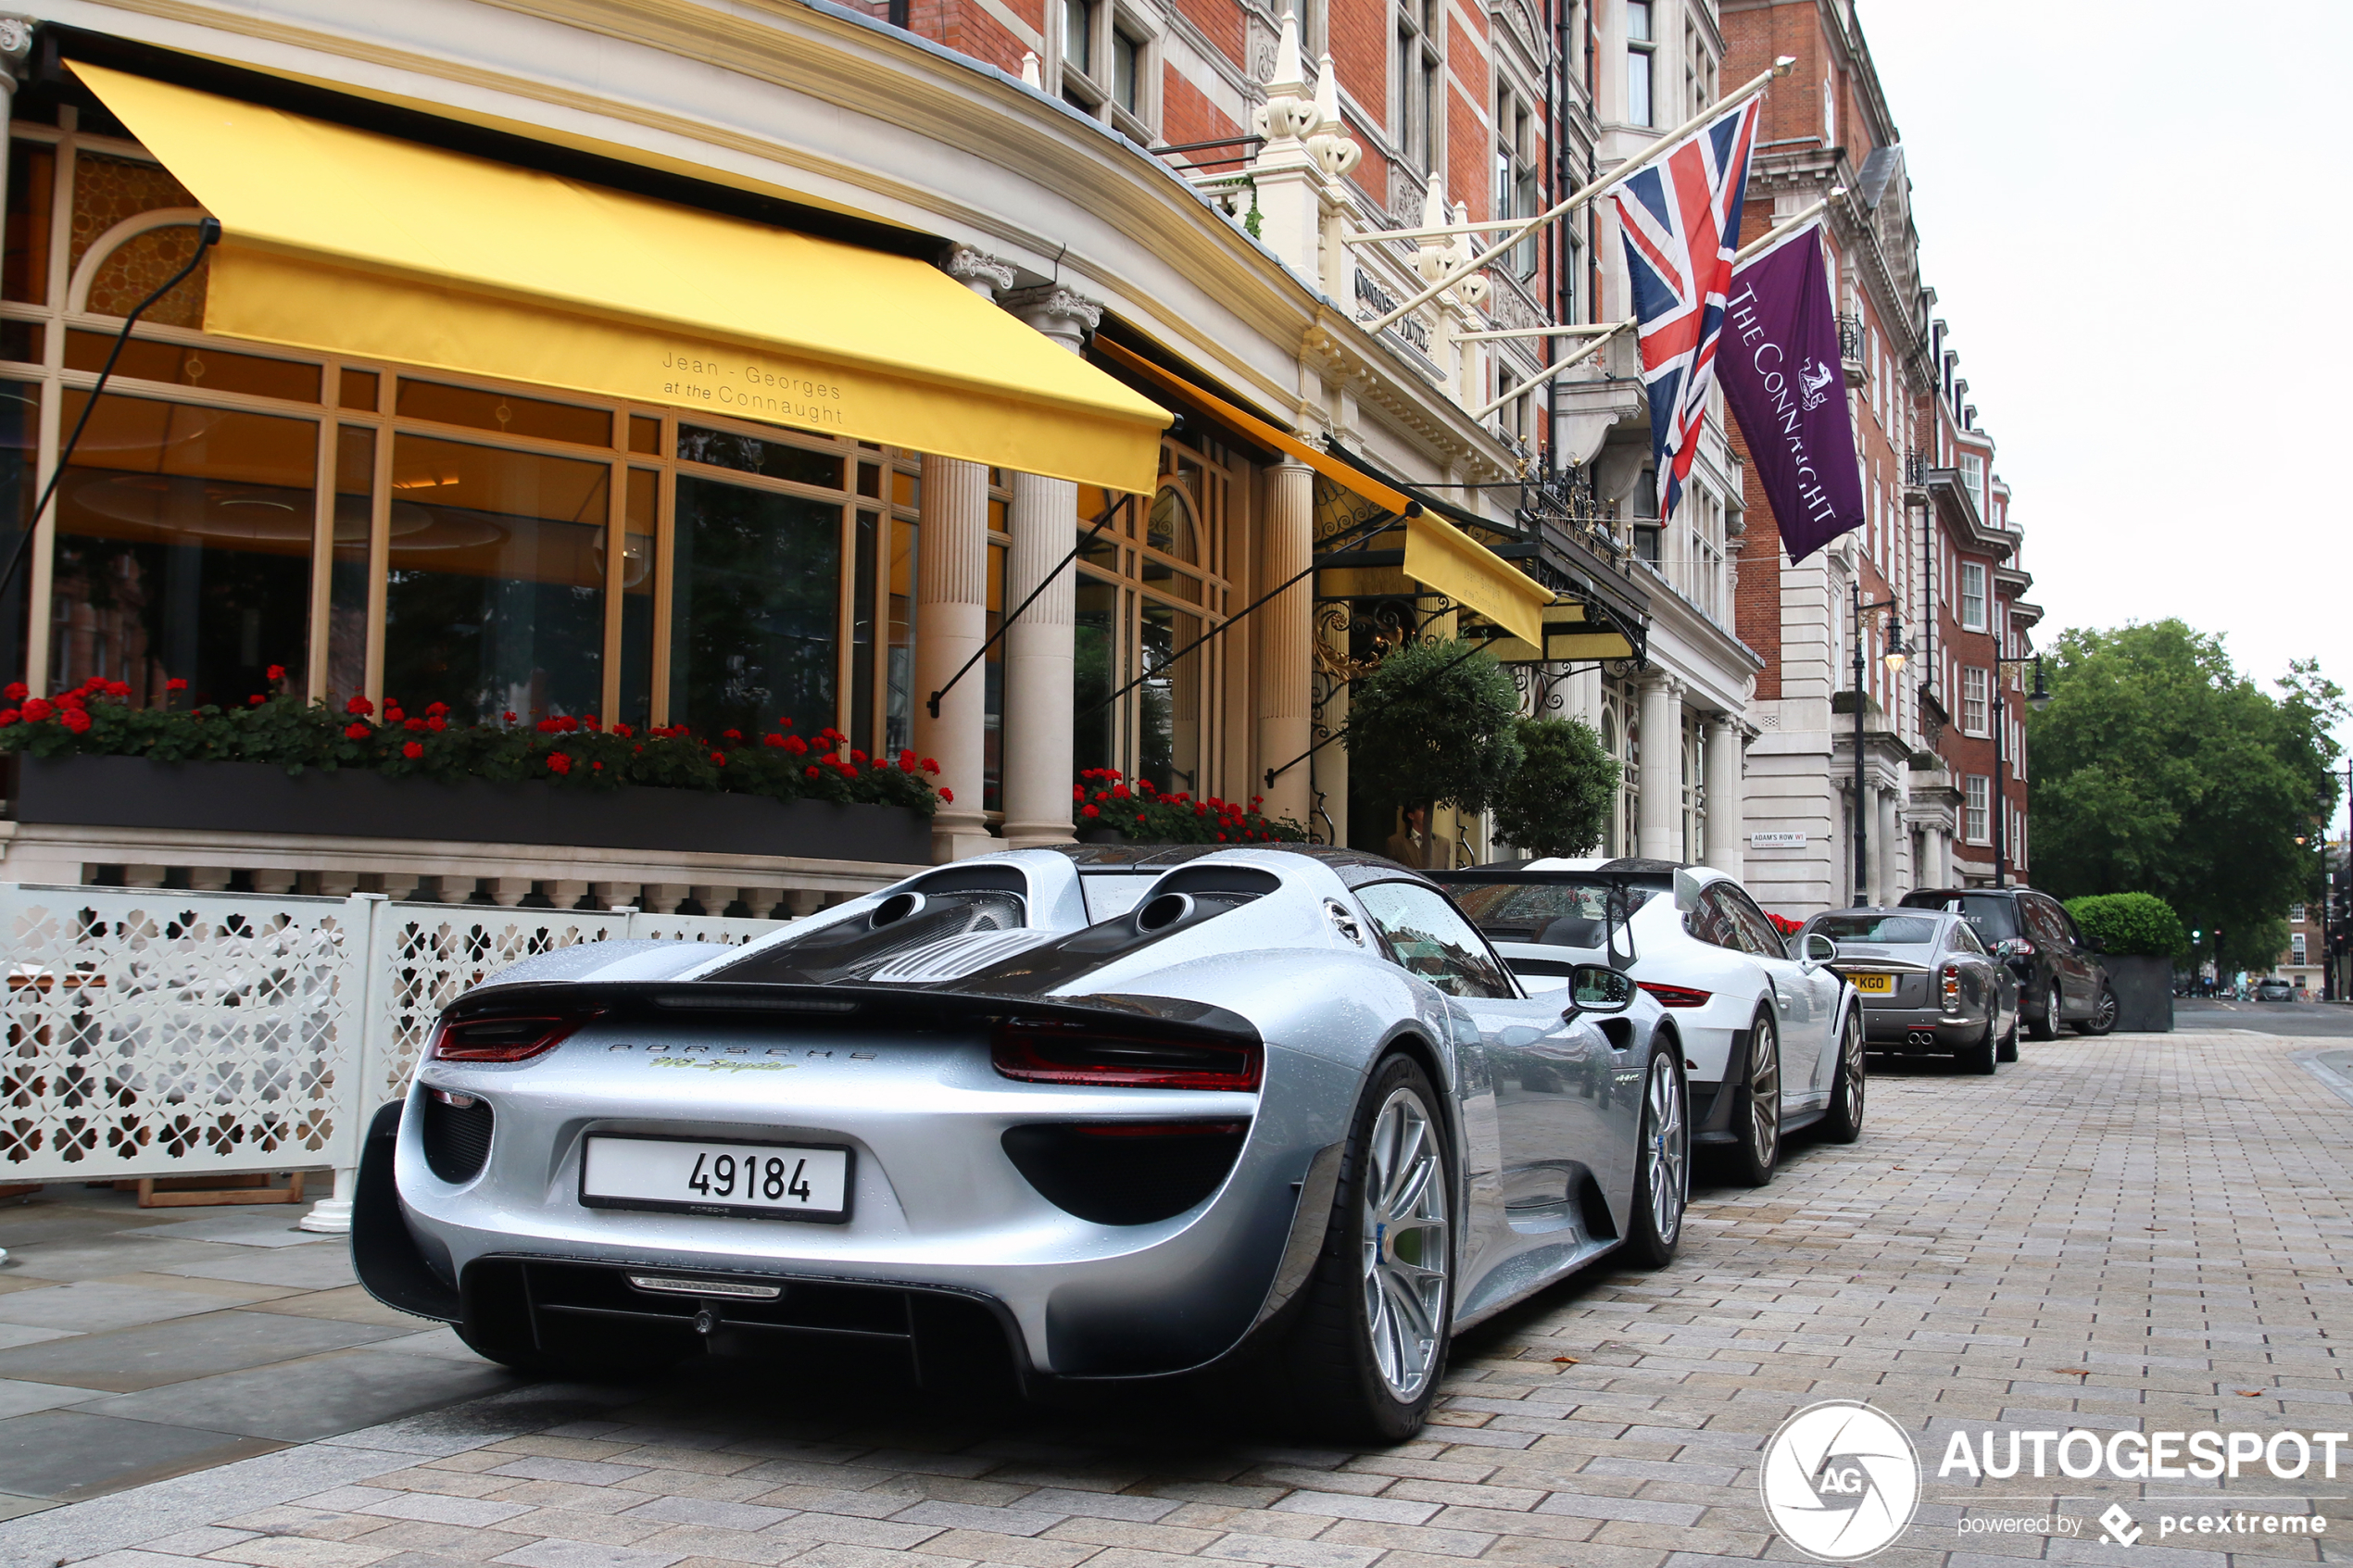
[1897,886,2117,1039]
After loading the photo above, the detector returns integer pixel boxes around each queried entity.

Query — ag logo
[1760,1400,1921,1561]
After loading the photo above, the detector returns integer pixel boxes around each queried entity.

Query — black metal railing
[1837,313,1864,362]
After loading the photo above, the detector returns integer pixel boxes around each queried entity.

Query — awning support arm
[1077,508,1402,721]
[926,495,1126,721]
[0,217,220,653]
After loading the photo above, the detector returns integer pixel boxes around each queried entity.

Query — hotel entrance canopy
[67,62,1172,495]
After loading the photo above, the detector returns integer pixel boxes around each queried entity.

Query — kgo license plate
[1849,972,1896,995]
[580,1135,852,1222]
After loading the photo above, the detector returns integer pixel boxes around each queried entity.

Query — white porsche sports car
[1436,859,1866,1184]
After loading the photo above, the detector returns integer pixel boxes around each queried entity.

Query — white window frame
[1960,451,1986,517]
[1961,666,1990,737]
[1965,775,1991,845]
[1626,0,1655,128]
[1396,0,1443,174]
[1062,0,1154,136]
[1959,560,1989,632]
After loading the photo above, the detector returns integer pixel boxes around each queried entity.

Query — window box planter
[5,755,930,866]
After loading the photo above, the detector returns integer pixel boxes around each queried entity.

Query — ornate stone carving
[1000,284,1103,351]
[944,245,1016,297]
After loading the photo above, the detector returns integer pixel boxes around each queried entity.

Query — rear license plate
[580,1135,852,1222]
[1850,972,1896,995]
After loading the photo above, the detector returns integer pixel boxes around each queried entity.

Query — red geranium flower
[849,749,867,765]
[346,696,374,717]
[1081,805,1101,818]
[0,709,15,726]
[805,765,821,780]
[784,734,808,755]
[612,722,632,738]
[1136,813,1147,823]
[426,716,446,732]
[547,753,572,775]
[21,698,52,721]
[503,710,518,723]
[592,760,603,771]
[777,716,794,728]
[404,717,426,732]
[104,680,131,698]
[937,787,953,803]
[345,721,371,739]
[1,683,22,702]
[60,708,91,734]
[165,678,186,692]
[711,752,726,766]
[425,702,448,718]
[56,691,84,711]
[922,758,939,774]
[723,730,742,743]
[249,695,266,707]
[402,741,423,759]
[266,664,285,683]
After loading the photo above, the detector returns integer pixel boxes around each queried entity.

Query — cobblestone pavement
[6,1029,2347,1568]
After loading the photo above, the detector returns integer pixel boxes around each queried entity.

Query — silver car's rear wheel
[1361,1085,1450,1400]
[1624,1044,1688,1268]
[1727,1011,1780,1186]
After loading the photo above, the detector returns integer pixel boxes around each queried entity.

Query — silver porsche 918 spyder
[351,844,1690,1440]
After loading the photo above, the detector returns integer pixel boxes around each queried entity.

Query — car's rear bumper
[1858,1004,1983,1049]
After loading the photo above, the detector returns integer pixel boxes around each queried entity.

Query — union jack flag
[1609,98,1762,525]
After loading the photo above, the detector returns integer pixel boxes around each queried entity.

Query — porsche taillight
[1638,982,1713,1009]
[428,1011,598,1063]
[991,1018,1262,1091]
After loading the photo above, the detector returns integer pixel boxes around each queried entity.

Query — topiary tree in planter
[1491,715,1614,859]
[2062,892,2189,958]
[1343,638,1524,815]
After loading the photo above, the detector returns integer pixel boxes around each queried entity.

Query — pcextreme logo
[1760,1401,1922,1562]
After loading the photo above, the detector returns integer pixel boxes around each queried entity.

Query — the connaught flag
[1717,220,1865,563]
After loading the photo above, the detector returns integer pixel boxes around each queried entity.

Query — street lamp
[1849,583,1908,906]
[1992,653,2050,889]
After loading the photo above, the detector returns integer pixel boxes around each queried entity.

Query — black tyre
[1622,1040,1689,1269]
[2074,985,2120,1036]
[1957,1012,1997,1075]
[1276,1053,1453,1444]
[2027,982,2062,1041]
[1995,1012,2020,1063]
[1725,1010,1780,1187]
[1822,1005,1866,1144]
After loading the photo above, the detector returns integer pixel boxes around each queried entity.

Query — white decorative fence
[0,884,782,1227]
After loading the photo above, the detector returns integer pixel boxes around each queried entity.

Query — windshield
[1902,893,2020,942]
[1813,914,1939,944]
[1449,882,1655,947]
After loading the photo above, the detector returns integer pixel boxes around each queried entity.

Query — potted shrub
[2062,891,2186,1033]
[1342,638,1522,866]
[1489,716,1615,859]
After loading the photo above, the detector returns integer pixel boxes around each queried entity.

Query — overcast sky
[1856,2,2353,752]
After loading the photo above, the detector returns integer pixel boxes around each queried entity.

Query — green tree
[1343,638,1523,814]
[1491,715,1615,858]
[2027,620,2342,976]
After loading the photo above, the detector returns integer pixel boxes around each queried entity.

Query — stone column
[1876,786,1903,906]
[913,454,994,860]
[1702,714,1744,880]
[997,286,1101,848]
[1635,673,1683,862]
[1259,460,1315,827]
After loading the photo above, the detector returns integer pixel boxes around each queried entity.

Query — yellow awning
[1088,339,1550,644]
[1471,605,1639,664]
[68,63,1171,494]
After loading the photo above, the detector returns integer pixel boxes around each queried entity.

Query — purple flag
[1717,222,1864,564]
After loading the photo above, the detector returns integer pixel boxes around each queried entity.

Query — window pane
[0,383,34,679]
[328,424,373,703]
[51,395,315,708]
[4,142,55,305]
[1356,882,1514,997]
[627,414,662,456]
[885,516,917,756]
[1113,31,1139,112]
[339,369,380,411]
[1629,47,1653,126]
[1065,0,1092,72]
[1140,599,1202,797]
[677,424,845,490]
[1074,571,1118,775]
[670,474,840,737]
[1627,0,1652,42]
[383,433,609,723]
[618,468,657,730]
[396,379,612,447]
[851,508,878,757]
[66,330,321,404]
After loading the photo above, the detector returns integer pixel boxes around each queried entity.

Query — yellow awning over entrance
[1088,339,1550,645]
[68,63,1171,494]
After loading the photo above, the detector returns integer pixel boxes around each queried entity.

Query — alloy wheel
[2095,987,2120,1031]
[2045,986,2061,1037]
[1360,1086,1450,1401]
[1643,1052,1688,1246]
[1843,1012,1866,1125]
[1748,1022,1780,1169]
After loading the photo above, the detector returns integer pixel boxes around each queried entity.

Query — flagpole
[1364,55,1794,336]
[1467,318,1637,420]
[1731,187,1843,266]
[1453,322,1625,343]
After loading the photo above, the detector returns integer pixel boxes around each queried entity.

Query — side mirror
[1798,932,1838,971]
[1562,963,1635,1022]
